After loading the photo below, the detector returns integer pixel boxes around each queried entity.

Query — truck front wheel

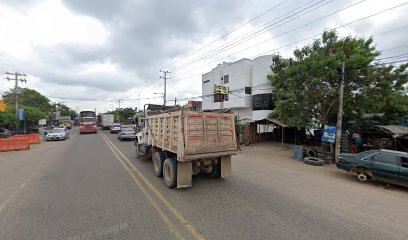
[153,151,166,177]
[163,158,177,188]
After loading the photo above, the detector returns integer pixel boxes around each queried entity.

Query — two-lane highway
[0,129,407,240]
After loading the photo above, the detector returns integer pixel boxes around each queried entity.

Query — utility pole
[335,61,345,163]
[160,70,171,106]
[117,99,122,110]
[5,72,27,134]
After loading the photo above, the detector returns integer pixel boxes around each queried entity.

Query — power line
[161,0,291,69]
[137,0,332,93]
[173,0,338,73]
[171,4,408,87]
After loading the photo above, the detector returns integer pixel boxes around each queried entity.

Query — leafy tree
[268,30,406,128]
[2,88,52,113]
[3,105,49,127]
[115,107,136,122]
[355,64,408,125]
[51,102,78,120]
[0,110,17,128]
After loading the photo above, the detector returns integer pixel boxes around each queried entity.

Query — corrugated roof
[266,118,288,128]
[375,125,408,138]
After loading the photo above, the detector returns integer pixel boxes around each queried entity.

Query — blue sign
[322,125,336,143]
[17,108,25,121]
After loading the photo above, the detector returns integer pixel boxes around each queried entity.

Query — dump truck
[136,106,238,188]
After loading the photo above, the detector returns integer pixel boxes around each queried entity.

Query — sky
[0,0,407,113]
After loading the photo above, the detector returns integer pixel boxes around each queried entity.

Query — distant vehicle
[0,128,12,138]
[56,116,72,129]
[79,110,97,134]
[61,120,72,129]
[46,128,69,141]
[118,128,136,141]
[336,149,408,187]
[110,123,121,133]
[101,113,115,130]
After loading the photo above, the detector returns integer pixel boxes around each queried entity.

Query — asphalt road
[0,128,407,240]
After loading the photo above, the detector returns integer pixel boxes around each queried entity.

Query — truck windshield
[82,117,94,122]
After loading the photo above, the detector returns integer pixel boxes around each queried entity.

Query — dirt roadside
[233,142,408,239]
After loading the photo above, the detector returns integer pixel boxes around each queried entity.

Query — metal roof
[375,125,408,138]
[266,118,288,128]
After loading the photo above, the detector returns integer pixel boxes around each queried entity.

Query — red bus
[79,111,97,134]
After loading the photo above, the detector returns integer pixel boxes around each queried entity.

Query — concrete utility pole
[335,61,345,162]
[5,72,27,133]
[117,99,122,110]
[160,70,171,106]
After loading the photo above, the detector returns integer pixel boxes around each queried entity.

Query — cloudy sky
[0,0,407,113]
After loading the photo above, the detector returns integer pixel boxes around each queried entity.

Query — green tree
[51,102,78,120]
[2,88,52,113]
[0,110,17,128]
[268,30,406,128]
[4,105,49,127]
[355,64,408,124]
[115,107,136,122]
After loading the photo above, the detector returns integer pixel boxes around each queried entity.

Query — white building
[202,55,274,122]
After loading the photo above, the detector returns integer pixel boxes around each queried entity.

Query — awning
[266,118,288,128]
[374,125,408,138]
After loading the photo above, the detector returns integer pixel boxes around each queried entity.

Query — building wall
[252,55,273,121]
[202,55,273,122]
[223,59,252,109]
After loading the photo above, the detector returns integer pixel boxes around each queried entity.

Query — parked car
[118,128,136,141]
[46,128,69,141]
[110,123,121,133]
[0,128,12,138]
[336,149,408,187]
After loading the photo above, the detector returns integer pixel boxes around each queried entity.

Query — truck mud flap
[221,156,231,177]
[177,161,192,188]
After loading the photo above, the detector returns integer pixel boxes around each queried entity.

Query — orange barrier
[12,134,41,144]
[0,138,30,152]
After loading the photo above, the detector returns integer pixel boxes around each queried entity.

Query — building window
[224,75,229,84]
[214,93,228,102]
[203,79,210,84]
[214,93,222,103]
[252,93,274,110]
[245,87,251,94]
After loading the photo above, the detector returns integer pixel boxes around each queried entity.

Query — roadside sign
[322,125,336,143]
[213,85,229,95]
[38,119,47,125]
[17,108,25,121]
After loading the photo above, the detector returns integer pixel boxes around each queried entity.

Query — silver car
[118,128,136,141]
[46,128,69,141]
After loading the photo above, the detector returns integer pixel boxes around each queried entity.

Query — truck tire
[302,157,324,166]
[206,159,221,179]
[163,158,177,188]
[153,151,166,177]
[144,147,152,160]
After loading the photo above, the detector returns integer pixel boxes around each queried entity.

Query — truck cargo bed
[147,110,237,160]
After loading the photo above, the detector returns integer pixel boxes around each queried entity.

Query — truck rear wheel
[153,151,166,177]
[206,159,221,179]
[163,158,177,188]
